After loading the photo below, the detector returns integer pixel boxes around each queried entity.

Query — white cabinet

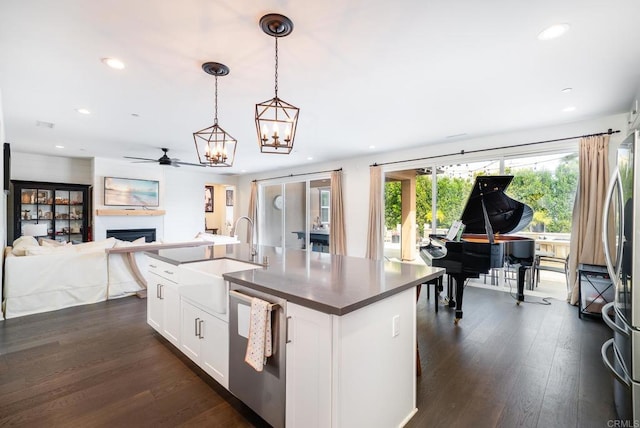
[146,260,181,347]
[286,288,417,428]
[181,299,229,389]
[147,277,163,331]
[285,302,332,428]
[146,257,235,391]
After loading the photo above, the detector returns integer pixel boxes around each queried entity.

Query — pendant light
[255,13,300,154]
[193,62,237,167]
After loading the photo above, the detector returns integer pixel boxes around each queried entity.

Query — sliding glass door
[257,176,330,253]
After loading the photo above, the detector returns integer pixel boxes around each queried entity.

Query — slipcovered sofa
[2,237,149,319]
[2,232,240,319]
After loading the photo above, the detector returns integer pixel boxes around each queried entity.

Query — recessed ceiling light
[537,23,570,41]
[55,145,64,149]
[101,57,125,70]
[307,156,313,161]
[563,106,576,112]
[241,169,247,173]
[369,145,376,150]
[561,87,573,93]
[76,108,91,115]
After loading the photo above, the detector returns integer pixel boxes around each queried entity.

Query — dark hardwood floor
[0,286,617,427]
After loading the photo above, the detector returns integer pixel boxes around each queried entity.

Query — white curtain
[246,181,258,244]
[366,165,384,260]
[568,135,610,304]
[329,170,347,255]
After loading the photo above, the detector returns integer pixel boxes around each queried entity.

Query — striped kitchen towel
[244,297,272,371]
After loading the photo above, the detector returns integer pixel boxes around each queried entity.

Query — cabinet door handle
[156,283,162,299]
[195,317,200,337]
[286,316,292,344]
[198,320,204,339]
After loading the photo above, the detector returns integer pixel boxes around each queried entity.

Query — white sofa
[2,233,240,319]
[2,237,148,319]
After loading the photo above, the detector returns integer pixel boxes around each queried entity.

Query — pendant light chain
[214,75,219,126]
[274,37,278,98]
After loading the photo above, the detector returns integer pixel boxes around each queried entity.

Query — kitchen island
[146,244,443,427]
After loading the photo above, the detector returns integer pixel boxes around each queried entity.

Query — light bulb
[273,123,279,138]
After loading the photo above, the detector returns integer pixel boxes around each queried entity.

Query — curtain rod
[252,167,342,183]
[370,128,620,168]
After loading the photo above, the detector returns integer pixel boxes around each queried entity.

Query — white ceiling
[1,0,639,175]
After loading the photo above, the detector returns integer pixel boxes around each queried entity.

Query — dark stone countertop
[146,244,444,316]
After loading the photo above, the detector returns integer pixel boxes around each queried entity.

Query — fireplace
[106,228,156,242]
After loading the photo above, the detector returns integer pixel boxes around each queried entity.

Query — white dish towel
[244,297,273,372]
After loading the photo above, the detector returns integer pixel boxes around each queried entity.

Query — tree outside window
[384,152,578,238]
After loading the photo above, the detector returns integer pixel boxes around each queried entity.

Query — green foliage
[384,181,402,230]
[384,154,579,235]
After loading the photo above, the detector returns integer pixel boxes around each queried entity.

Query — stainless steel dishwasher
[228,283,287,428]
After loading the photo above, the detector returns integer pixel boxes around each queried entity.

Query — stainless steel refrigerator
[602,129,640,422]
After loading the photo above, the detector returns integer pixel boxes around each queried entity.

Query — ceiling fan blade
[124,156,157,162]
[175,161,206,167]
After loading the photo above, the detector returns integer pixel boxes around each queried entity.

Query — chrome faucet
[232,216,256,256]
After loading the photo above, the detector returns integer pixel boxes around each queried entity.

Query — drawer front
[148,259,179,281]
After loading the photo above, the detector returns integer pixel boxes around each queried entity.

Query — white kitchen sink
[180,259,261,316]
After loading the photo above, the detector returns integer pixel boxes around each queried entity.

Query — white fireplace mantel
[96,209,166,216]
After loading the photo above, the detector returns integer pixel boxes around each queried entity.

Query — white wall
[237,113,630,258]
[163,168,237,242]
[92,157,237,242]
[6,152,237,243]
[11,152,93,184]
[92,157,165,241]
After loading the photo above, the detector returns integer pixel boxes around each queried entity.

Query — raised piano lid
[460,175,534,235]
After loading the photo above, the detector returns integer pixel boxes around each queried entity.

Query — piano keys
[420,175,535,324]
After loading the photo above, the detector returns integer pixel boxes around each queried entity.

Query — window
[383,148,578,248]
[320,189,330,224]
[504,152,578,234]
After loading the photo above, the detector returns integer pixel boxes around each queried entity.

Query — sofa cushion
[73,237,117,253]
[25,245,75,256]
[39,237,68,247]
[114,237,146,248]
[11,236,39,256]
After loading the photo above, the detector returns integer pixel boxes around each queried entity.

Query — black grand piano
[420,175,535,324]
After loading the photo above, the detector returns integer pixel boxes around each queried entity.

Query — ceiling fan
[124,148,204,167]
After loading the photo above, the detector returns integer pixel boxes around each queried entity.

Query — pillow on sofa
[114,237,147,248]
[73,237,117,253]
[39,237,68,247]
[11,236,40,256]
[25,245,75,256]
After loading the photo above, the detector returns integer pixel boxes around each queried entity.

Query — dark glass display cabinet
[10,180,91,243]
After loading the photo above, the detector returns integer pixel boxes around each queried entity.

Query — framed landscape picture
[104,177,159,207]
[205,185,214,212]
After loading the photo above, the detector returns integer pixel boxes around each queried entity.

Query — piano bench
[423,276,443,313]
